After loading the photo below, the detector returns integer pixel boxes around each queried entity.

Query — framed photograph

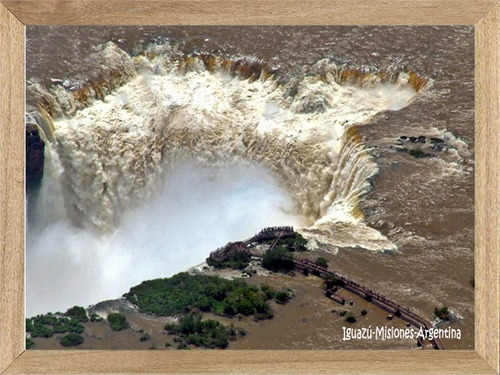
[1,1,499,374]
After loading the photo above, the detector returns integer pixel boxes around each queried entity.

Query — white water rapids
[27,42,420,316]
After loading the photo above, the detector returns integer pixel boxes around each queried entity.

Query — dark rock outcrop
[26,123,45,191]
[408,149,435,159]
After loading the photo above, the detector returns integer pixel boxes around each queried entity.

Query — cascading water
[27,41,425,316]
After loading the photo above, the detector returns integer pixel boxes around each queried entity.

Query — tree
[107,313,129,331]
[65,306,89,322]
[262,246,295,273]
[60,333,84,347]
[274,291,291,304]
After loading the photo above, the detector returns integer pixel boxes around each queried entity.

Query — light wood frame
[1,1,498,374]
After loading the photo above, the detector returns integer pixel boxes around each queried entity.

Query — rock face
[26,123,45,191]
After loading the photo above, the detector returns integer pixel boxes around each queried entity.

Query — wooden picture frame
[0,1,498,374]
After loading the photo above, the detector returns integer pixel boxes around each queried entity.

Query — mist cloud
[27,159,306,316]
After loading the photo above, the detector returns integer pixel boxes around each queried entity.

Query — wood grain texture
[0,3,25,374]
[476,2,500,373]
[1,0,499,374]
[3,350,498,375]
[0,0,498,25]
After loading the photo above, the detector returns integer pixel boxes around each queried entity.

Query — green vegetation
[124,273,274,319]
[60,333,85,347]
[90,313,104,322]
[260,284,275,300]
[26,313,84,338]
[274,290,292,305]
[316,257,328,268]
[274,233,308,252]
[262,246,295,273]
[107,313,129,331]
[434,306,450,321]
[207,249,251,270]
[65,306,89,322]
[26,337,35,349]
[165,313,245,349]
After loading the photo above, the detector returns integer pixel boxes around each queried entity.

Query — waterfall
[26,41,425,315]
[27,42,423,250]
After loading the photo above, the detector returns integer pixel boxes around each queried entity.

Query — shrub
[207,249,251,270]
[262,246,295,273]
[60,333,84,347]
[316,257,328,268]
[26,337,35,349]
[90,313,104,322]
[165,314,236,349]
[274,291,291,304]
[260,284,275,300]
[30,324,53,338]
[26,319,34,333]
[434,306,450,321]
[65,306,89,322]
[26,313,85,338]
[107,313,129,331]
[237,299,256,316]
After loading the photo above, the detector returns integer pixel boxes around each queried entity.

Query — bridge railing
[293,258,443,348]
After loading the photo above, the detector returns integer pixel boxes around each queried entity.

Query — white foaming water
[27,43,420,315]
